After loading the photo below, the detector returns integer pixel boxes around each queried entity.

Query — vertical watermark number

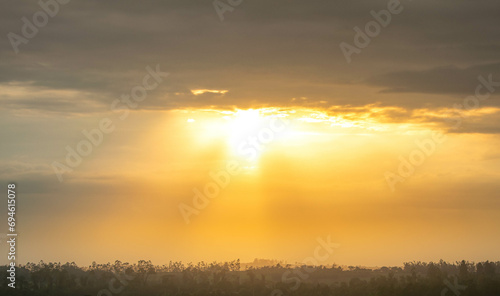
[7,183,17,288]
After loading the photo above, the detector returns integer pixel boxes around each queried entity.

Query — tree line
[1,259,499,296]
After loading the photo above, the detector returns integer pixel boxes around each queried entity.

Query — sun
[188,108,294,169]
[227,109,263,137]
[225,109,271,165]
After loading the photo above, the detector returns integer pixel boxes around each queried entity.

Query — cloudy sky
[1,0,500,267]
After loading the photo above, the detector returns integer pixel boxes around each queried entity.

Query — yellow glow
[23,105,500,266]
[175,106,443,158]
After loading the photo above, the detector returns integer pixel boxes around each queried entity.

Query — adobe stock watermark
[271,235,339,296]
[51,64,169,182]
[441,276,467,296]
[178,116,290,224]
[7,0,71,54]
[97,270,135,296]
[213,0,243,21]
[445,74,500,129]
[340,0,411,63]
[384,74,499,192]
[384,131,447,192]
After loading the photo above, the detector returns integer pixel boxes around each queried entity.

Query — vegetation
[2,259,500,295]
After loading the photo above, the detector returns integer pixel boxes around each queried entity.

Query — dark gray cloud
[0,0,499,112]
[367,63,500,96]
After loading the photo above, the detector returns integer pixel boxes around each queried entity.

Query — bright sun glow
[175,106,448,173]
[225,109,281,166]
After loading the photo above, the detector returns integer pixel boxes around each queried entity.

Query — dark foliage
[2,259,500,296]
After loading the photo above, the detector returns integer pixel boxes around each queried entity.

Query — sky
[1,0,500,267]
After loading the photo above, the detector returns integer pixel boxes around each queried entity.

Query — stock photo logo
[339,0,412,63]
[384,73,499,192]
[8,0,71,54]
